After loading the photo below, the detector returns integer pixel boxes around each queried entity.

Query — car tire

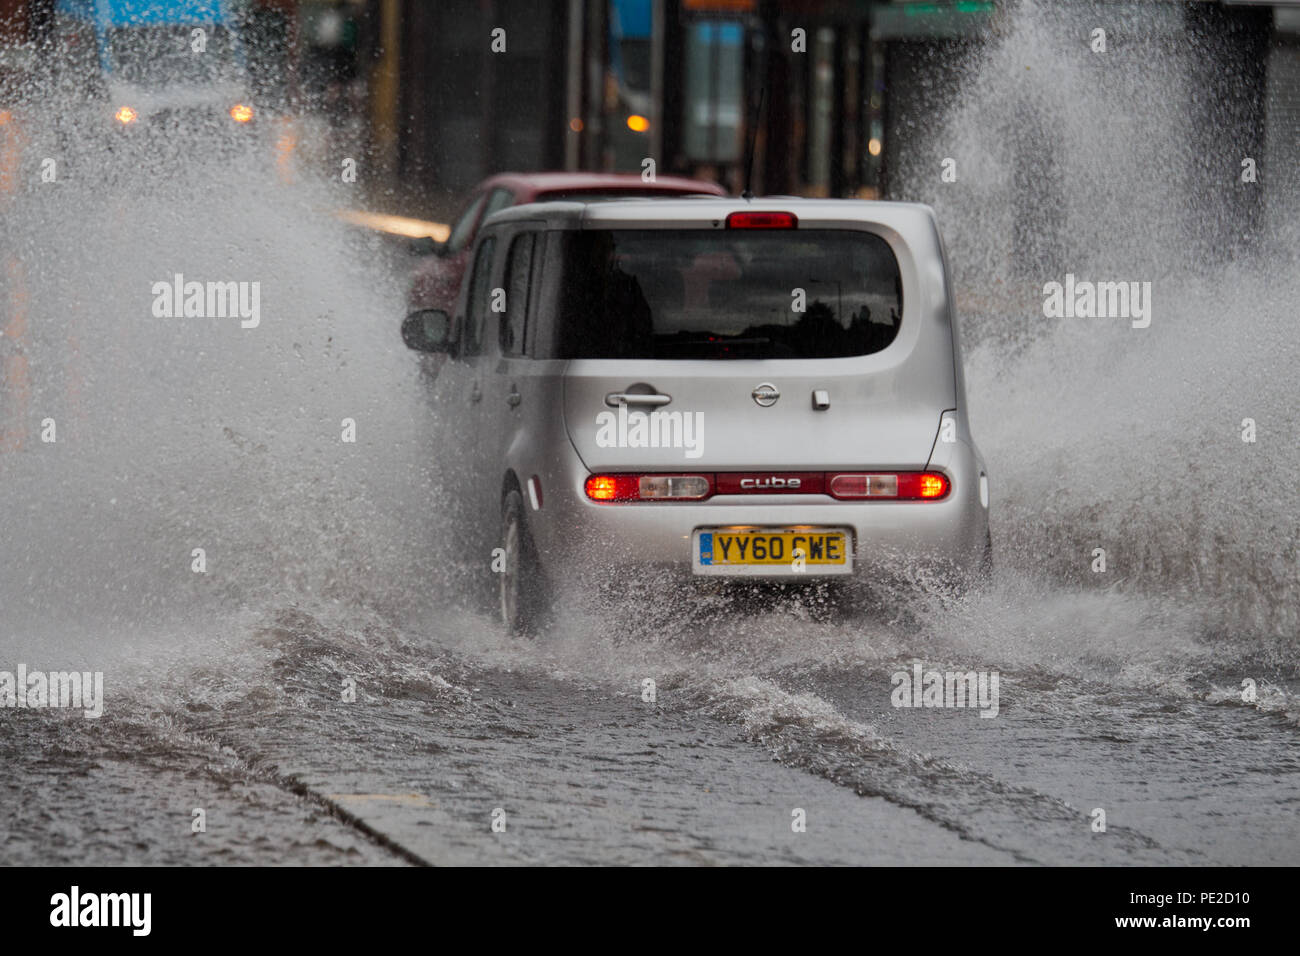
[953,530,994,597]
[499,489,546,636]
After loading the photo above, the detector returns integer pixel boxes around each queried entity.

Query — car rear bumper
[526,445,990,581]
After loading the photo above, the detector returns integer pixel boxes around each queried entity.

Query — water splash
[894,0,1299,648]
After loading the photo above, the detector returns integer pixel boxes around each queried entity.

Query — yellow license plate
[694,528,852,576]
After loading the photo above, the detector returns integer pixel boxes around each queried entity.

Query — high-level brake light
[725,211,797,229]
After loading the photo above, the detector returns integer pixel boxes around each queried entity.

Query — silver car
[402,197,991,633]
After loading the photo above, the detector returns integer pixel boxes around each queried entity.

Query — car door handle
[507,387,521,407]
[469,382,482,403]
[605,392,671,407]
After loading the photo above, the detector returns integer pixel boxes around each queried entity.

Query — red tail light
[828,472,950,500]
[585,475,637,501]
[585,474,712,502]
[726,211,798,229]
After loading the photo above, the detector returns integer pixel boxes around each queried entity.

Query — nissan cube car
[402,197,991,633]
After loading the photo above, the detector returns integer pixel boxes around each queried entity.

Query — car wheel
[934,531,995,599]
[980,529,994,580]
[499,489,545,636]
[953,530,994,597]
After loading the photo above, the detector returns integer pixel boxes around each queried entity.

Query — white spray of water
[893,1,1299,649]
[0,130,449,665]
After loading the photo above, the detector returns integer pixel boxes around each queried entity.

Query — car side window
[462,235,497,358]
[529,231,561,359]
[482,187,515,220]
[501,233,535,357]
[445,193,486,254]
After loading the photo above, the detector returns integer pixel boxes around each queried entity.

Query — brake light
[585,474,712,502]
[828,472,950,500]
[114,106,138,125]
[916,473,948,498]
[585,475,632,501]
[230,104,254,123]
[726,211,798,229]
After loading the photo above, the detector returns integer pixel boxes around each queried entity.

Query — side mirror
[401,309,452,352]
[408,236,445,257]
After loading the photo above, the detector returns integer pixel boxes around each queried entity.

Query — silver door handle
[605,392,671,407]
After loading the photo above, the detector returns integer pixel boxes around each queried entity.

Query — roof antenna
[741,84,765,200]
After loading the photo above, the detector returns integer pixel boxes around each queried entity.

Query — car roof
[480,196,939,232]
[477,171,728,198]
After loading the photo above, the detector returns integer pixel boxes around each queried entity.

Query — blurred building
[371,0,1294,254]
[2,0,1296,241]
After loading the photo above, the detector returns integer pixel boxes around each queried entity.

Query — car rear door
[476,223,551,507]
[553,217,956,473]
[431,229,500,555]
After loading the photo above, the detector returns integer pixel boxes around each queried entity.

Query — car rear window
[545,229,902,360]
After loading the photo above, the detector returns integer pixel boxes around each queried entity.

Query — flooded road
[3,573,1296,865]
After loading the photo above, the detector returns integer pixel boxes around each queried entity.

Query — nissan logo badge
[752,383,780,407]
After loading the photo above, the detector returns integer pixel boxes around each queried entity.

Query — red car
[409,171,727,312]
